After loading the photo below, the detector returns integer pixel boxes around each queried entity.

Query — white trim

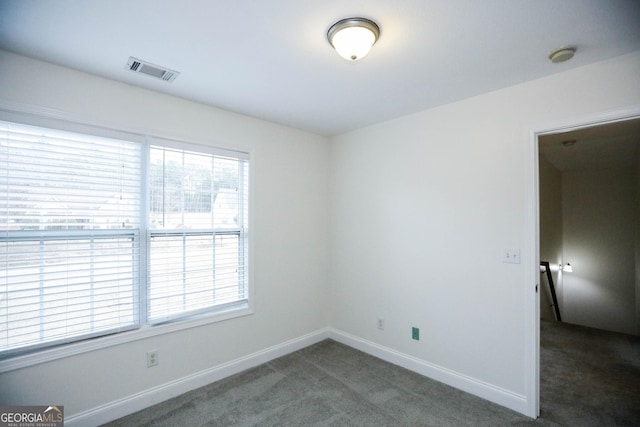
[529,105,640,137]
[328,328,528,416]
[523,123,541,418]
[149,136,249,160]
[523,104,640,419]
[65,329,330,427]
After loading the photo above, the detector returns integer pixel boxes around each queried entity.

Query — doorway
[539,118,640,335]
[526,106,640,417]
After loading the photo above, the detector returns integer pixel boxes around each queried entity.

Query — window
[147,145,249,324]
[0,120,249,358]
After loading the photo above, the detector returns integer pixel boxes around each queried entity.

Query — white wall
[329,50,640,409]
[562,168,637,335]
[0,50,330,420]
[538,155,563,321]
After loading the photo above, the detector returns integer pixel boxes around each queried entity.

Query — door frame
[524,104,640,418]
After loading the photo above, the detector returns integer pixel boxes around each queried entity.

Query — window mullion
[181,151,187,312]
[238,160,247,298]
[139,137,150,327]
[211,156,217,304]
[90,237,95,331]
[38,238,45,343]
[182,233,187,312]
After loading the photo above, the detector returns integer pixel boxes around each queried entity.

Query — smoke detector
[548,46,576,64]
[125,57,179,82]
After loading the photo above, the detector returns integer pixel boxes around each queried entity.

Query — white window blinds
[0,117,250,359]
[0,121,141,356]
[147,145,249,324]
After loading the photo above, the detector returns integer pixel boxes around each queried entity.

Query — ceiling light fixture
[548,46,577,64]
[327,17,380,61]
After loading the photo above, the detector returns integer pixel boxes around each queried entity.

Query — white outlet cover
[147,350,159,367]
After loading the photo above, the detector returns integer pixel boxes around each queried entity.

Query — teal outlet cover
[412,327,419,340]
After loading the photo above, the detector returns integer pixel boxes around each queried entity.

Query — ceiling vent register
[125,57,179,82]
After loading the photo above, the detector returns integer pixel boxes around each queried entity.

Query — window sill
[0,302,253,373]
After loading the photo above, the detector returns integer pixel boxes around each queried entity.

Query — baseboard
[328,328,529,416]
[66,328,330,427]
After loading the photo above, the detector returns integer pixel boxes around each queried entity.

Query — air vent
[125,57,179,82]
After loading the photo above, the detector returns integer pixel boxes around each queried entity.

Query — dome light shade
[328,18,380,61]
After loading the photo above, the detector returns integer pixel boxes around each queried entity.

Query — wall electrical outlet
[147,350,159,368]
[377,318,385,330]
[412,327,420,341]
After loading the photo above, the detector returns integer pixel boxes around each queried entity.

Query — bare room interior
[0,1,639,426]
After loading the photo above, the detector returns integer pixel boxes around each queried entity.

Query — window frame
[145,142,250,325]
[0,109,254,373]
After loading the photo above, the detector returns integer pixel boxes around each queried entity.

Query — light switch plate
[503,248,521,264]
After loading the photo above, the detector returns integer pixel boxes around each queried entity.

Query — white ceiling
[539,118,640,172]
[1,0,639,136]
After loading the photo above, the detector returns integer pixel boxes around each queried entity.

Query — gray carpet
[538,320,640,426]
[103,321,640,426]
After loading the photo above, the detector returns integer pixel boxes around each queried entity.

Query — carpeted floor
[537,320,640,426]
[103,321,640,426]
